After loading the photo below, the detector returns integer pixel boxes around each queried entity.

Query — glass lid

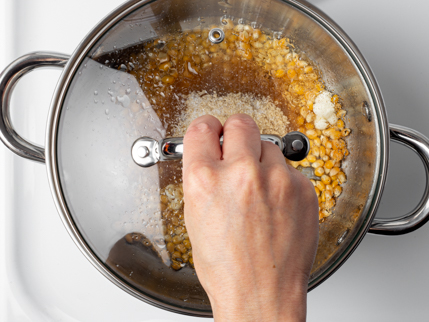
[55,0,382,315]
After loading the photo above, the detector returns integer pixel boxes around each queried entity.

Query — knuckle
[185,121,214,137]
[237,155,260,169]
[232,161,263,191]
[225,114,259,130]
[185,115,221,138]
[270,162,289,178]
[184,162,217,193]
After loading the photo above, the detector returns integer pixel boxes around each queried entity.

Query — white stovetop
[1,0,429,321]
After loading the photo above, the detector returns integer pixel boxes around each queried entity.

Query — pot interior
[55,0,383,315]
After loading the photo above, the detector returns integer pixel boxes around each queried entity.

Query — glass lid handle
[131,132,309,167]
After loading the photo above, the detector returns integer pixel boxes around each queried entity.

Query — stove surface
[1,0,429,321]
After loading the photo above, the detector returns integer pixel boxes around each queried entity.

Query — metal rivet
[208,28,225,44]
[137,146,149,158]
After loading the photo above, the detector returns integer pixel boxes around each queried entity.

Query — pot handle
[369,124,429,235]
[0,52,69,163]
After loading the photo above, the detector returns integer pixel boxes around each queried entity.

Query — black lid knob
[282,131,310,161]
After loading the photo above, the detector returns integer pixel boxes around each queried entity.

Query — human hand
[183,114,319,322]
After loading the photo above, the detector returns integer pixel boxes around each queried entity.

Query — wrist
[207,277,308,322]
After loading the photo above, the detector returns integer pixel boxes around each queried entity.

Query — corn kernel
[161,75,175,84]
[338,171,347,184]
[325,199,335,209]
[176,243,187,254]
[300,159,310,167]
[316,181,326,191]
[239,31,250,42]
[306,112,315,123]
[312,159,325,172]
[333,185,342,197]
[314,138,321,147]
[300,106,309,118]
[289,161,300,168]
[337,109,347,118]
[304,66,313,73]
[159,61,173,72]
[294,84,305,95]
[305,123,315,130]
[337,119,345,129]
[330,167,340,176]
[240,49,253,60]
[287,61,296,69]
[331,94,339,104]
[342,128,351,137]
[325,160,335,169]
[274,69,285,78]
[287,69,297,79]
[307,154,317,163]
[306,129,318,140]
[332,150,344,161]
[330,130,342,140]
[297,115,305,126]
[321,209,331,217]
[252,29,262,40]
[324,190,333,201]
[321,174,331,185]
[312,146,320,157]
[321,135,328,146]
[314,167,325,177]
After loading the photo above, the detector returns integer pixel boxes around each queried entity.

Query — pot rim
[45,0,389,317]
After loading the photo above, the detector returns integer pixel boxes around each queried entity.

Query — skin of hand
[182,114,319,322]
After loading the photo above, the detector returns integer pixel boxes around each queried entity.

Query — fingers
[183,115,223,172]
[222,114,262,162]
[260,141,288,166]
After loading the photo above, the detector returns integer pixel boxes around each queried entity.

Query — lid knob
[281,131,310,161]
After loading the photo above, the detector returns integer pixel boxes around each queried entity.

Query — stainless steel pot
[2,0,429,317]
